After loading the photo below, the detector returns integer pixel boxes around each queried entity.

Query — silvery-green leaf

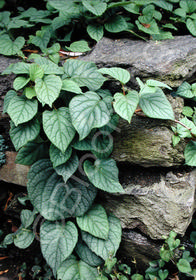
[62,79,82,94]
[75,240,104,267]
[186,18,196,37]
[82,0,107,16]
[139,87,174,120]
[57,255,98,280]
[176,117,196,138]
[82,214,122,260]
[10,119,40,151]
[7,95,38,126]
[40,221,78,276]
[35,75,62,107]
[43,108,76,153]
[15,141,49,165]
[69,92,110,140]
[185,141,196,166]
[63,59,105,91]
[113,91,139,123]
[176,82,194,98]
[91,133,113,159]
[27,159,97,220]
[77,204,109,239]
[30,54,64,74]
[84,158,124,193]
[20,210,35,228]
[55,153,79,183]
[2,62,30,75]
[104,15,128,33]
[50,144,72,168]
[146,79,172,90]
[14,228,35,249]
[87,24,104,41]
[13,76,30,91]
[0,35,25,56]
[3,90,17,114]
[99,67,130,84]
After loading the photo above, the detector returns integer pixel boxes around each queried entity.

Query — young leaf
[62,79,82,94]
[40,220,78,276]
[76,204,109,239]
[139,87,174,120]
[99,67,130,84]
[81,214,122,260]
[66,40,91,52]
[35,75,62,107]
[87,24,104,42]
[55,153,79,183]
[176,82,194,98]
[10,119,40,151]
[75,240,104,267]
[69,92,111,140]
[63,59,105,91]
[14,229,35,249]
[28,29,51,51]
[82,0,107,16]
[184,141,196,166]
[49,144,72,168]
[83,158,124,193]
[57,255,98,280]
[27,159,97,220]
[176,117,196,138]
[146,79,172,90]
[24,87,37,99]
[43,108,76,153]
[177,258,192,273]
[29,63,44,81]
[0,35,25,56]
[20,210,35,228]
[113,91,139,123]
[15,141,49,165]
[13,77,30,91]
[3,90,17,114]
[104,15,128,33]
[7,96,38,126]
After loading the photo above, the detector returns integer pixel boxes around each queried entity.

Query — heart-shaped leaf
[176,82,194,98]
[13,77,30,91]
[146,79,172,90]
[69,92,111,140]
[82,0,107,16]
[0,35,25,56]
[77,204,109,239]
[20,210,35,228]
[3,90,17,114]
[14,229,35,249]
[7,95,38,126]
[66,40,91,52]
[104,15,128,33]
[177,259,192,273]
[139,87,174,120]
[62,79,82,94]
[49,144,72,168]
[55,153,79,183]
[29,63,44,81]
[63,60,105,91]
[27,159,97,220]
[82,214,122,260]
[10,119,40,151]
[31,55,64,74]
[43,108,76,153]
[40,221,78,275]
[113,91,139,123]
[84,158,124,193]
[99,67,130,84]
[57,255,98,280]
[35,74,62,107]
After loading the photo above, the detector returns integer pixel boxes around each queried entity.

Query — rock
[81,36,196,87]
[0,151,29,186]
[99,167,196,239]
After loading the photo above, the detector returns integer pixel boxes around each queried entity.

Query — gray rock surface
[99,167,196,239]
[112,96,185,167]
[81,36,196,87]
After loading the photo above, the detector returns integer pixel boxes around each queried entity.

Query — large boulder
[81,35,196,87]
[99,166,196,240]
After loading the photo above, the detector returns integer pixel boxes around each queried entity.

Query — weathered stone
[0,151,29,186]
[81,36,196,87]
[99,167,196,239]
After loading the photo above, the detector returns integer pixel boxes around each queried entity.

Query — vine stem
[173,119,192,131]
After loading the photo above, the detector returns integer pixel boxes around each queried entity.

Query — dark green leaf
[87,24,104,41]
[177,258,192,273]
[184,141,196,166]
[14,228,35,249]
[82,0,107,16]
[55,153,79,182]
[49,144,72,168]
[105,15,128,33]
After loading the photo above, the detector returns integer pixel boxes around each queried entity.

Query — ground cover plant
[1,0,196,279]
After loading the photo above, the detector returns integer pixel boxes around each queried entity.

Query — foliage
[0,134,7,167]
